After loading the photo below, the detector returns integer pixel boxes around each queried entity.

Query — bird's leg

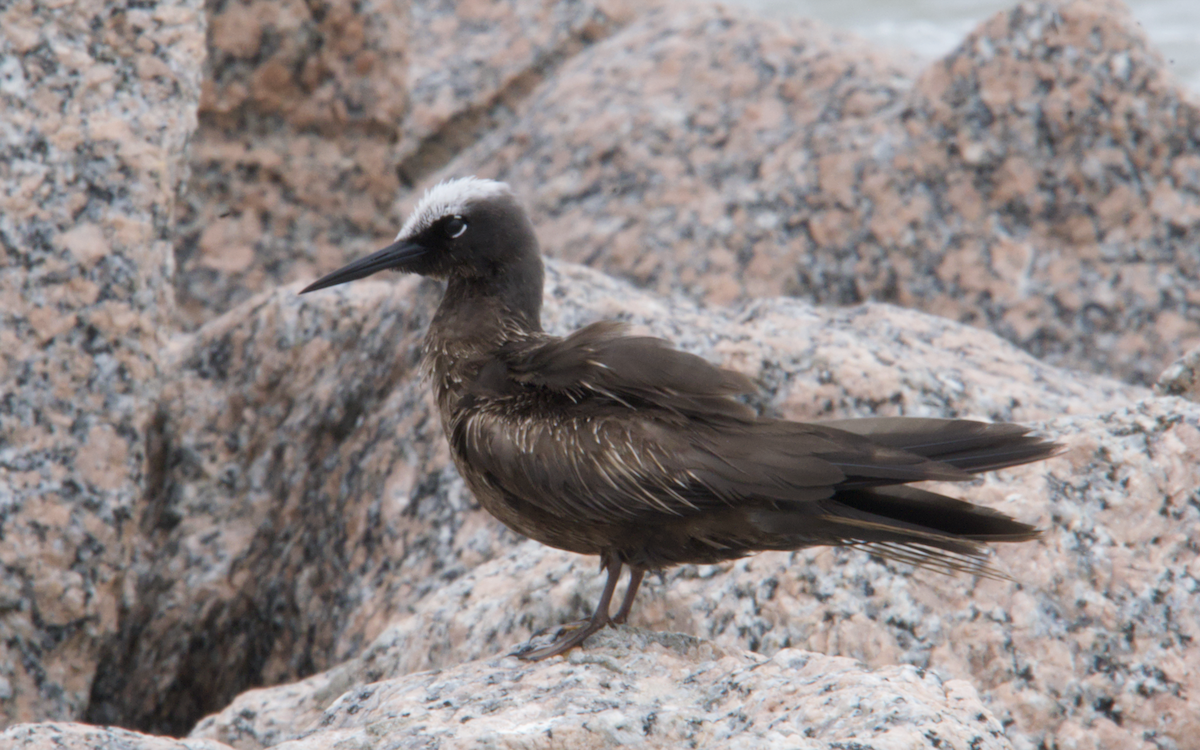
[610,567,645,625]
[515,552,622,661]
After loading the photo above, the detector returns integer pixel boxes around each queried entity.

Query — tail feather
[749,484,1040,579]
[830,485,1039,541]
[819,417,1062,474]
[854,541,1014,580]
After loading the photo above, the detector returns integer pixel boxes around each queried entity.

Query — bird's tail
[754,418,1060,578]
[817,416,1061,476]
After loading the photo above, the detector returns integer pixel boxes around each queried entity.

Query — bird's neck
[423,257,544,408]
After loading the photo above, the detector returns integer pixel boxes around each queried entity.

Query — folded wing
[453,322,1057,574]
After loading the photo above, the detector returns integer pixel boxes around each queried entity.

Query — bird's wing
[501,321,757,419]
[452,323,1047,576]
[451,394,975,526]
[452,401,839,523]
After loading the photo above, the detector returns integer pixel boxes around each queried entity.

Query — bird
[300,176,1059,660]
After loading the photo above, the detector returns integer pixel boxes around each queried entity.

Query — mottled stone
[191,369,1198,750]
[427,0,1200,384]
[84,276,482,736]
[175,0,1200,379]
[1155,344,1200,402]
[0,0,203,726]
[172,0,638,327]
[1,723,231,750]
[4,639,1013,749]
[440,2,919,302]
[10,0,1198,743]
[173,0,1200,377]
[284,632,1012,750]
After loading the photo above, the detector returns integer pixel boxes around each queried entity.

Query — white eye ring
[446,216,468,239]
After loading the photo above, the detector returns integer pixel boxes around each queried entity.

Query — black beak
[299,239,428,294]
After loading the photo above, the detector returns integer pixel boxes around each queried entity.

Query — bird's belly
[456,464,611,556]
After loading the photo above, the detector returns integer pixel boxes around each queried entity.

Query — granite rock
[1,723,231,750]
[172,0,639,327]
[191,366,1199,750]
[83,275,473,735]
[7,0,1198,744]
[277,631,1013,750]
[429,0,1200,384]
[174,0,1200,386]
[5,636,1014,749]
[0,0,204,726]
[1155,344,1200,402]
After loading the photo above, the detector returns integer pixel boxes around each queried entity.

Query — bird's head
[300,177,541,294]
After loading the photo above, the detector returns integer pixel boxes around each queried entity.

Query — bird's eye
[444,216,467,239]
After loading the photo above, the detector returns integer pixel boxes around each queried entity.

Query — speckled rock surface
[5,636,1013,749]
[1,723,231,750]
[427,0,1200,384]
[174,0,1200,385]
[191,380,1199,750]
[82,275,500,736]
[281,631,1012,750]
[172,0,639,327]
[1155,344,1200,402]
[0,0,203,726]
[441,2,918,302]
[8,0,1198,744]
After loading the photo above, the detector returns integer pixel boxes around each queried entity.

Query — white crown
[397,177,513,240]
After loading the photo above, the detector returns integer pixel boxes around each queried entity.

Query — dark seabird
[301,177,1059,660]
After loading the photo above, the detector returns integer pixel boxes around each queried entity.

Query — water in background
[724,0,1200,94]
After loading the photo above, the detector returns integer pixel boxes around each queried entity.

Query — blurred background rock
[176,0,1200,385]
[738,0,1200,92]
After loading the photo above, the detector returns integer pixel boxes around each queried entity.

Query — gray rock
[1156,344,1200,401]
[172,0,639,327]
[192,379,1200,750]
[280,631,1014,750]
[432,0,1200,385]
[0,723,231,750]
[175,0,1200,386]
[84,275,471,735]
[3,637,1014,749]
[0,0,204,725]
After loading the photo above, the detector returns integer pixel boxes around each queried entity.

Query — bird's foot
[513,551,630,661]
[512,617,609,661]
[548,618,590,635]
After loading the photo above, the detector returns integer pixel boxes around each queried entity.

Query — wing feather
[504,321,756,419]
[449,321,1049,574]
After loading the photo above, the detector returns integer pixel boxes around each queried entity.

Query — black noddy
[301,177,1059,660]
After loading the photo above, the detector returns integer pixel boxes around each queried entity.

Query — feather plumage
[300,177,1061,659]
[443,319,1056,576]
